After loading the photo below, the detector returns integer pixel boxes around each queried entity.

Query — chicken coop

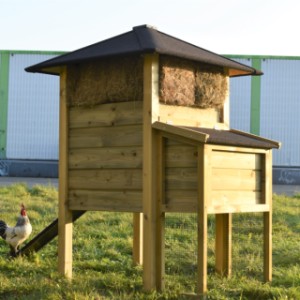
[26,25,280,296]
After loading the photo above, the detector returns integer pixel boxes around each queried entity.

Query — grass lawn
[0,183,300,299]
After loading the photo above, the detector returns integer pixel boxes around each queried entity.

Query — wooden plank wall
[164,140,198,212]
[209,148,264,214]
[67,101,144,212]
[164,141,267,214]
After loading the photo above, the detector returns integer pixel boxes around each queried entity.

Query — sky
[1,0,300,56]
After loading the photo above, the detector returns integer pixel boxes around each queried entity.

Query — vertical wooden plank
[133,213,143,265]
[263,150,272,282]
[156,133,165,291]
[58,67,73,278]
[215,213,232,277]
[197,144,210,296]
[142,53,161,291]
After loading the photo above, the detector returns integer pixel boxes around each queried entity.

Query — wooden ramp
[16,210,86,257]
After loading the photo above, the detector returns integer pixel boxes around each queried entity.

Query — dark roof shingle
[26,25,262,77]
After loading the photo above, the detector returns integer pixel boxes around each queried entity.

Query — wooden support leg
[263,211,272,282]
[197,208,208,296]
[215,213,232,277]
[197,145,211,296]
[142,53,162,291]
[58,67,73,278]
[58,207,73,278]
[156,211,165,291]
[133,213,143,265]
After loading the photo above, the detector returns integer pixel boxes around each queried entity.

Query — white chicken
[0,204,32,256]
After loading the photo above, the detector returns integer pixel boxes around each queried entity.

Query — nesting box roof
[26,25,262,77]
[153,122,281,149]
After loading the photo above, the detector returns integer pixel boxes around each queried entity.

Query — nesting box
[26,25,280,296]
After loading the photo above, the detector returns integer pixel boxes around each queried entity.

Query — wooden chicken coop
[26,25,280,296]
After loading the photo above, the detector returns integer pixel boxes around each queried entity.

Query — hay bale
[195,65,228,109]
[160,56,195,106]
[67,56,143,107]
[159,56,228,109]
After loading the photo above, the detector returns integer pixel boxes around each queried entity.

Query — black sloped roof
[26,25,262,77]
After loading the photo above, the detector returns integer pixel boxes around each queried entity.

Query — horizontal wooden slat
[69,124,142,148]
[69,169,142,190]
[165,145,197,168]
[69,147,143,169]
[159,104,219,128]
[207,204,270,214]
[211,191,262,206]
[69,101,143,129]
[211,151,262,170]
[162,190,267,213]
[209,144,268,154]
[164,190,197,212]
[212,169,261,191]
[165,168,198,190]
[69,189,142,212]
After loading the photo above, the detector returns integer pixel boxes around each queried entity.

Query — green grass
[0,184,300,299]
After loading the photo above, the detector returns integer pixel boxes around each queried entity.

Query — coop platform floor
[0,177,299,197]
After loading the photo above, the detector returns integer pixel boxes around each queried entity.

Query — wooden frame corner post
[58,67,73,278]
[197,145,210,296]
[263,150,272,282]
[142,53,163,291]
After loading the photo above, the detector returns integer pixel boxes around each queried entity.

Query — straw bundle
[159,56,228,109]
[67,56,143,107]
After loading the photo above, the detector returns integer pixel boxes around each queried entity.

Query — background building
[229,55,300,184]
[0,51,299,184]
[0,50,62,177]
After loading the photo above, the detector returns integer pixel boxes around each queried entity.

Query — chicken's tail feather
[0,220,7,239]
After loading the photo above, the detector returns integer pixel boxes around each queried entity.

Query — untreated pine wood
[165,144,197,168]
[197,144,210,296]
[208,204,270,214]
[152,121,208,144]
[163,190,198,213]
[159,103,219,128]
[263,150,272,282]
[211,190,262,206]
[165,167,198,190]
[68,169,142,190]
[69,124,143,149]
[68,189,142,212]
[156,133,165,291]
[69,101,143,129]
[210,144,268,154]
[133,213,143,265]
[68,146,143,169]
[215,214,232,277]
[58,67,73,278]
[142,53,161,291]
[211,151,262,170]
[212,169,261,191]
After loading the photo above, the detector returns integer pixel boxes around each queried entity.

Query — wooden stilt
[263,151,272,282]
[58,67,73,278]
[197,145,210,296]
[133,213,143,265]
[142,53,161,291]
[215,213,232,277]
[156,133,165,291]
